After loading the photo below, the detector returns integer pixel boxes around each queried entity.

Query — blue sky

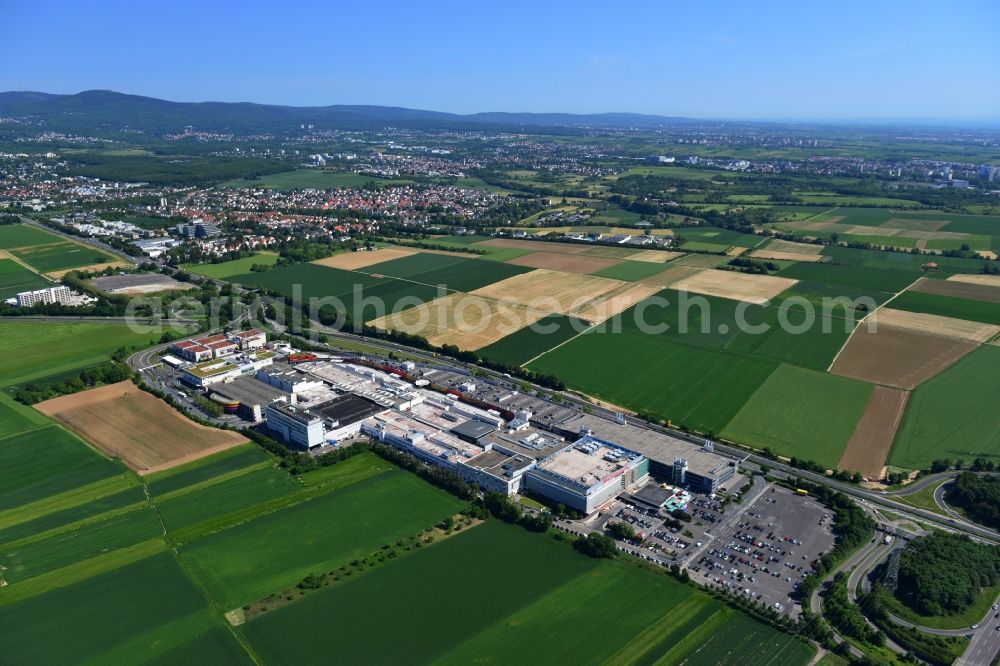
[2,1,998,120]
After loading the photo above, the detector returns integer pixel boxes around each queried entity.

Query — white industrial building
[524,436,650,514]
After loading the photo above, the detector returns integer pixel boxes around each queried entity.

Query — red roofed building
[172,340,212,362]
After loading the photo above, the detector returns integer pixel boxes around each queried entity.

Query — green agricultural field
[778,261,920,293]
[225,169,413,190]
[0,425,124,511]
[124,215,175,230]
[0,506,161,585]
[591,259,676,281]
[182,469,464,608]
[888,290,1000,326]
[243,521,813,665]
[530,329,777,434]
[359,251,469,278]
[230,263,439,323]
[477,314,590,366]
[0,321,162,387]
[360,252,532,293]
[822,245,992,276]
[296,450,395,487]
[681,611,815,666]
[183,252,280,279]
[0,552,250,664]
[428,234,493,246]
[0,485,146,546]
[679,241,731,253]
[891,346,1000,469]
[0,224,118,272]
[616,289,857,371]
[476,247,534,262]
[0,224,67,249]
[404,258,532,293]
[0,258,50,298]
[155,466,301,533]
[147,445,274,496]
[10,241,115,272]
[0,391,50,438]
[722,364,873,468]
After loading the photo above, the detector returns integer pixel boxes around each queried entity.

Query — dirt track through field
[37,381,247,474]
[830,325,977,389]
[838,386,909,479]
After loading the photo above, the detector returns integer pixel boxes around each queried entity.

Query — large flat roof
[553,413,734,480]
[450,419,497,441]
[534,436,642,489]
[211,375,288,407]
[313,393,384,426]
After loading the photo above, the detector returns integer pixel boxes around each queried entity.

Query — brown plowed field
[476,238,589,254]
[506,251,622,274]
[838,386,909,479]
[37,380,247,474]
[830,325,977,389]
[909,277,1000,304]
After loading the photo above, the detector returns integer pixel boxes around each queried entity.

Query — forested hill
[0,90,691,136]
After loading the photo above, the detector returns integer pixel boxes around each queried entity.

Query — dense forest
[946,473,1000,530]
[896,532,1000,616]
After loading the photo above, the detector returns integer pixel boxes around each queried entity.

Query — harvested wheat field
[626,250,684,264]
[639,265,707,288]
[830,325,977,389]
[572,283,662,324]
[838,386,909,479]
[506,250,621,274]
[977,251,998,260]
[948,273,1000,288]
[670,269,797,304]
[874,308,1000,343]
[471,269,625,315]
[368,292,544,350]
[37,381,247,474]
[750,238,826,262]
[725,247,749,257]
[313,247,415,270]
[476,238,589,254]
[46,260,131,279]
[909,277,1000,304]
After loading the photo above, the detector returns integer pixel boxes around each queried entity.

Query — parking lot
[688,485,836,615]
